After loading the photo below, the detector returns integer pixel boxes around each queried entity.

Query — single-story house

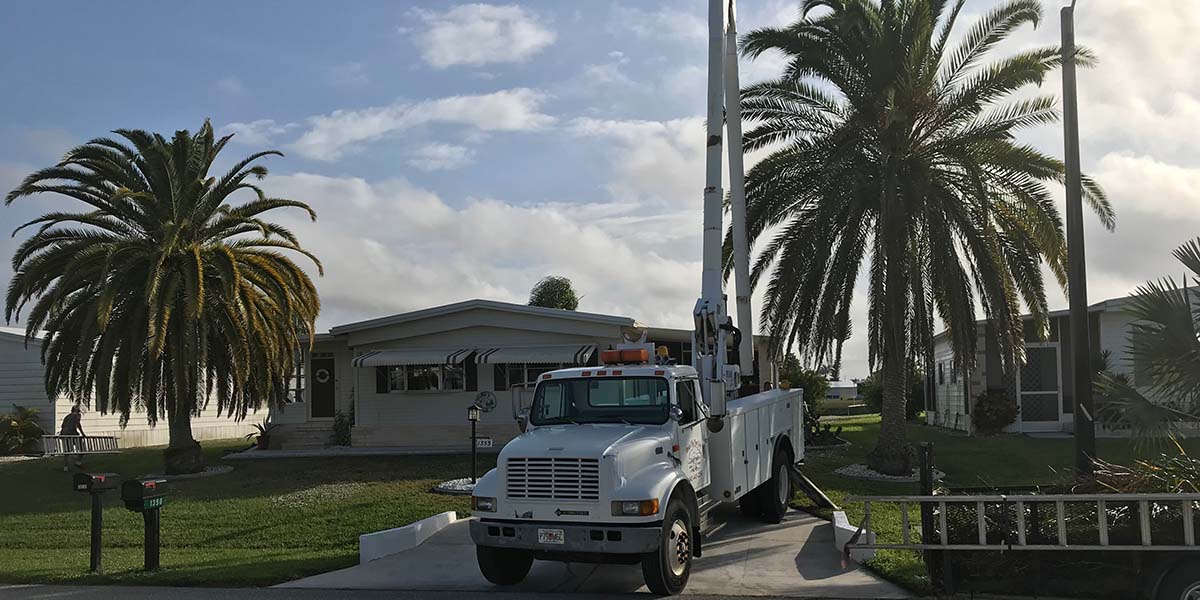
[926,294,1165,434]
[0,327,263,447]
[820,380,862,413]
[269,299,782,451]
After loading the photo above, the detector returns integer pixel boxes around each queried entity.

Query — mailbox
[121,478,167,513]
[74,472,120,494]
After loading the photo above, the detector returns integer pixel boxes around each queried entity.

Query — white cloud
[215,75,246,96]
[19,129,74,161]
[218,119,298,146]
[406,143,475,172]
[615,6,706,41]
[568,117,706,210]
[289,88,555,161]
[262,173,699,330]
[410,4,556,69]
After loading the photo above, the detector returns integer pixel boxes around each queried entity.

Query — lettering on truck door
[676,379,710,489]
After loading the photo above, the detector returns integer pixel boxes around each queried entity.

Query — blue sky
[2,1,1199,380]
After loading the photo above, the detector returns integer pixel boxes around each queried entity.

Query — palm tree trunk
[163,406,205,475]
[866,340,915,476]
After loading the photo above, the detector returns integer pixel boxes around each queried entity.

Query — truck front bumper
[470,518,660,555]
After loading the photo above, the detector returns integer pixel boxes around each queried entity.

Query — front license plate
[537,528,565,545]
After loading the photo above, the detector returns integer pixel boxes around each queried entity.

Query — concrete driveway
[280,507,910,598]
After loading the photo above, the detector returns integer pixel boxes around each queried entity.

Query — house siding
[0,333,263,448]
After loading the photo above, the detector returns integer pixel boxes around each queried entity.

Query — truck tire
[758,447,792,524]
[476,545,533,586]
[1156,559,1200,600]
[641,497,693,595]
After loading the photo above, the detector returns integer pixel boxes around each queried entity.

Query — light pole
[1061,0,1096,477]
[467,404,481,484]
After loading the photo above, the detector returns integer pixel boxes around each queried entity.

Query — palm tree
[5,122,321,474]
[736,0,1114,474]
[528,275,581,311]
[1096,238,1200,441]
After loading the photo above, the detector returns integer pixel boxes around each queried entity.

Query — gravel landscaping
[834,462,945,483]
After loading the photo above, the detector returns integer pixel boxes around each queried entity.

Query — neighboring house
[822,381,861,412]
[0,327,262,447]
[269,299,782,451]
[926,294,1153,434]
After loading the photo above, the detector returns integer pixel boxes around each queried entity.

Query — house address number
[475,437,493,448]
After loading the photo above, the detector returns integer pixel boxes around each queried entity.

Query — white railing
[846,493,1200,552]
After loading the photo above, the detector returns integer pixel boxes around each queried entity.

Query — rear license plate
[537,528,565,545]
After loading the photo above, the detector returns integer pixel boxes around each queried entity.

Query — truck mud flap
[789,463,839,510]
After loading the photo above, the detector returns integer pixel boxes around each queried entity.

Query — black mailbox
[74,472,120,493]
[121,478,167,513]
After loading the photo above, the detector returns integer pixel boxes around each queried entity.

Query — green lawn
[796,415,1200,595]
[0,441,490,586]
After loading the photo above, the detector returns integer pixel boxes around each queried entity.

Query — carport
[280,508,909,598]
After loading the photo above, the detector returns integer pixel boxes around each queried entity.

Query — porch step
[275,423,333,450]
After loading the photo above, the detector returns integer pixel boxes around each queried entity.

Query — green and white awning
[474,345,595,365]
[352,348,473,367]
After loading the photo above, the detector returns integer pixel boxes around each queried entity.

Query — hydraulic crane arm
[694,0,753,431]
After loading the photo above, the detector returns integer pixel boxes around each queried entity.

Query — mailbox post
[121,478,167,571]
[467,404,481,484]
[73,473,119,573]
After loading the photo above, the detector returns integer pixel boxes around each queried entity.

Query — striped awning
[475,345,595,365]
[352,348,473,368]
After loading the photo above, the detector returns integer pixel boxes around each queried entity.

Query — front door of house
[311,357,335,419]
[1017,344,1062,432]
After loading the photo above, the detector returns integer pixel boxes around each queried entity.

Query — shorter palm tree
[5,122,321,473]
[1096,238,1200,441]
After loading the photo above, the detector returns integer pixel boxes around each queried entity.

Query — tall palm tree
[736,0,1115,474]
[5,122,321,473]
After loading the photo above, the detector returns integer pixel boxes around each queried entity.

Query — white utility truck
[468,0,818,594]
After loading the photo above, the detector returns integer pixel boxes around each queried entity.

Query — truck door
[676,379,710,490]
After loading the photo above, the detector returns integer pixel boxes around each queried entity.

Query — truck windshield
[530,377,670,426]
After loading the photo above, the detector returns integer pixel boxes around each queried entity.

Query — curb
[359,511,458,564]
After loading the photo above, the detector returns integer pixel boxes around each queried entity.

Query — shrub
[331,407,355,446]
[1,405,46,454]
[971,390,1018,435]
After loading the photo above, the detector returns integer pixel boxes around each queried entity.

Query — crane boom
[694,0,752,431]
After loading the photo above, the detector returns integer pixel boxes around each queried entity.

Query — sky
[1,0,1198,381]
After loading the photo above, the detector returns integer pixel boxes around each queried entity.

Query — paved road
[282,508,908,598]
[0,585,860,600]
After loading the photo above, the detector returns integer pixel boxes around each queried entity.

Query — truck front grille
[506,457,600,501]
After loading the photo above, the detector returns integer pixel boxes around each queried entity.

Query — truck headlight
[473,496,496,512]
[612,499,659,516]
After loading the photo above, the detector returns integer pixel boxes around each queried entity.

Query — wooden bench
[42,435,120,456]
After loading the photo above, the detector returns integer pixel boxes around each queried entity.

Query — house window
[286,351,306,403]
[384,365,466,392]
[495,363,565,391]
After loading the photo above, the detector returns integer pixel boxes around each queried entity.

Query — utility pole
[1061,0,1096,477]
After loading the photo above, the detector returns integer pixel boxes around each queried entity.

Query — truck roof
[548,364,698,379]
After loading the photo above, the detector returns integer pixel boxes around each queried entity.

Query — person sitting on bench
[59,405,85,471]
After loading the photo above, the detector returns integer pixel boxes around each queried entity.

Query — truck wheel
[1156,559,1200,600]
[641,497,693,595]
[476,545,533,586]
[758,448,792,524]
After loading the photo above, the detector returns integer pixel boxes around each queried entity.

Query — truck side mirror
[516,408,530,432]
[669,406,684,423]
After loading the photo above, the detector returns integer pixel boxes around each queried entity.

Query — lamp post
[1061,0,1096,477]
[467,404,481,484]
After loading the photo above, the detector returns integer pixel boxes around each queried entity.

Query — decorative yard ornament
[475,391,497,413]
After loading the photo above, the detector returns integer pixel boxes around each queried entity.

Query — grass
[0,440,491,586]
[795,415,1200,595]
[4,421,1195,592]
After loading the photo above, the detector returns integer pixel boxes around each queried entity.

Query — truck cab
[470,345,803,594]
